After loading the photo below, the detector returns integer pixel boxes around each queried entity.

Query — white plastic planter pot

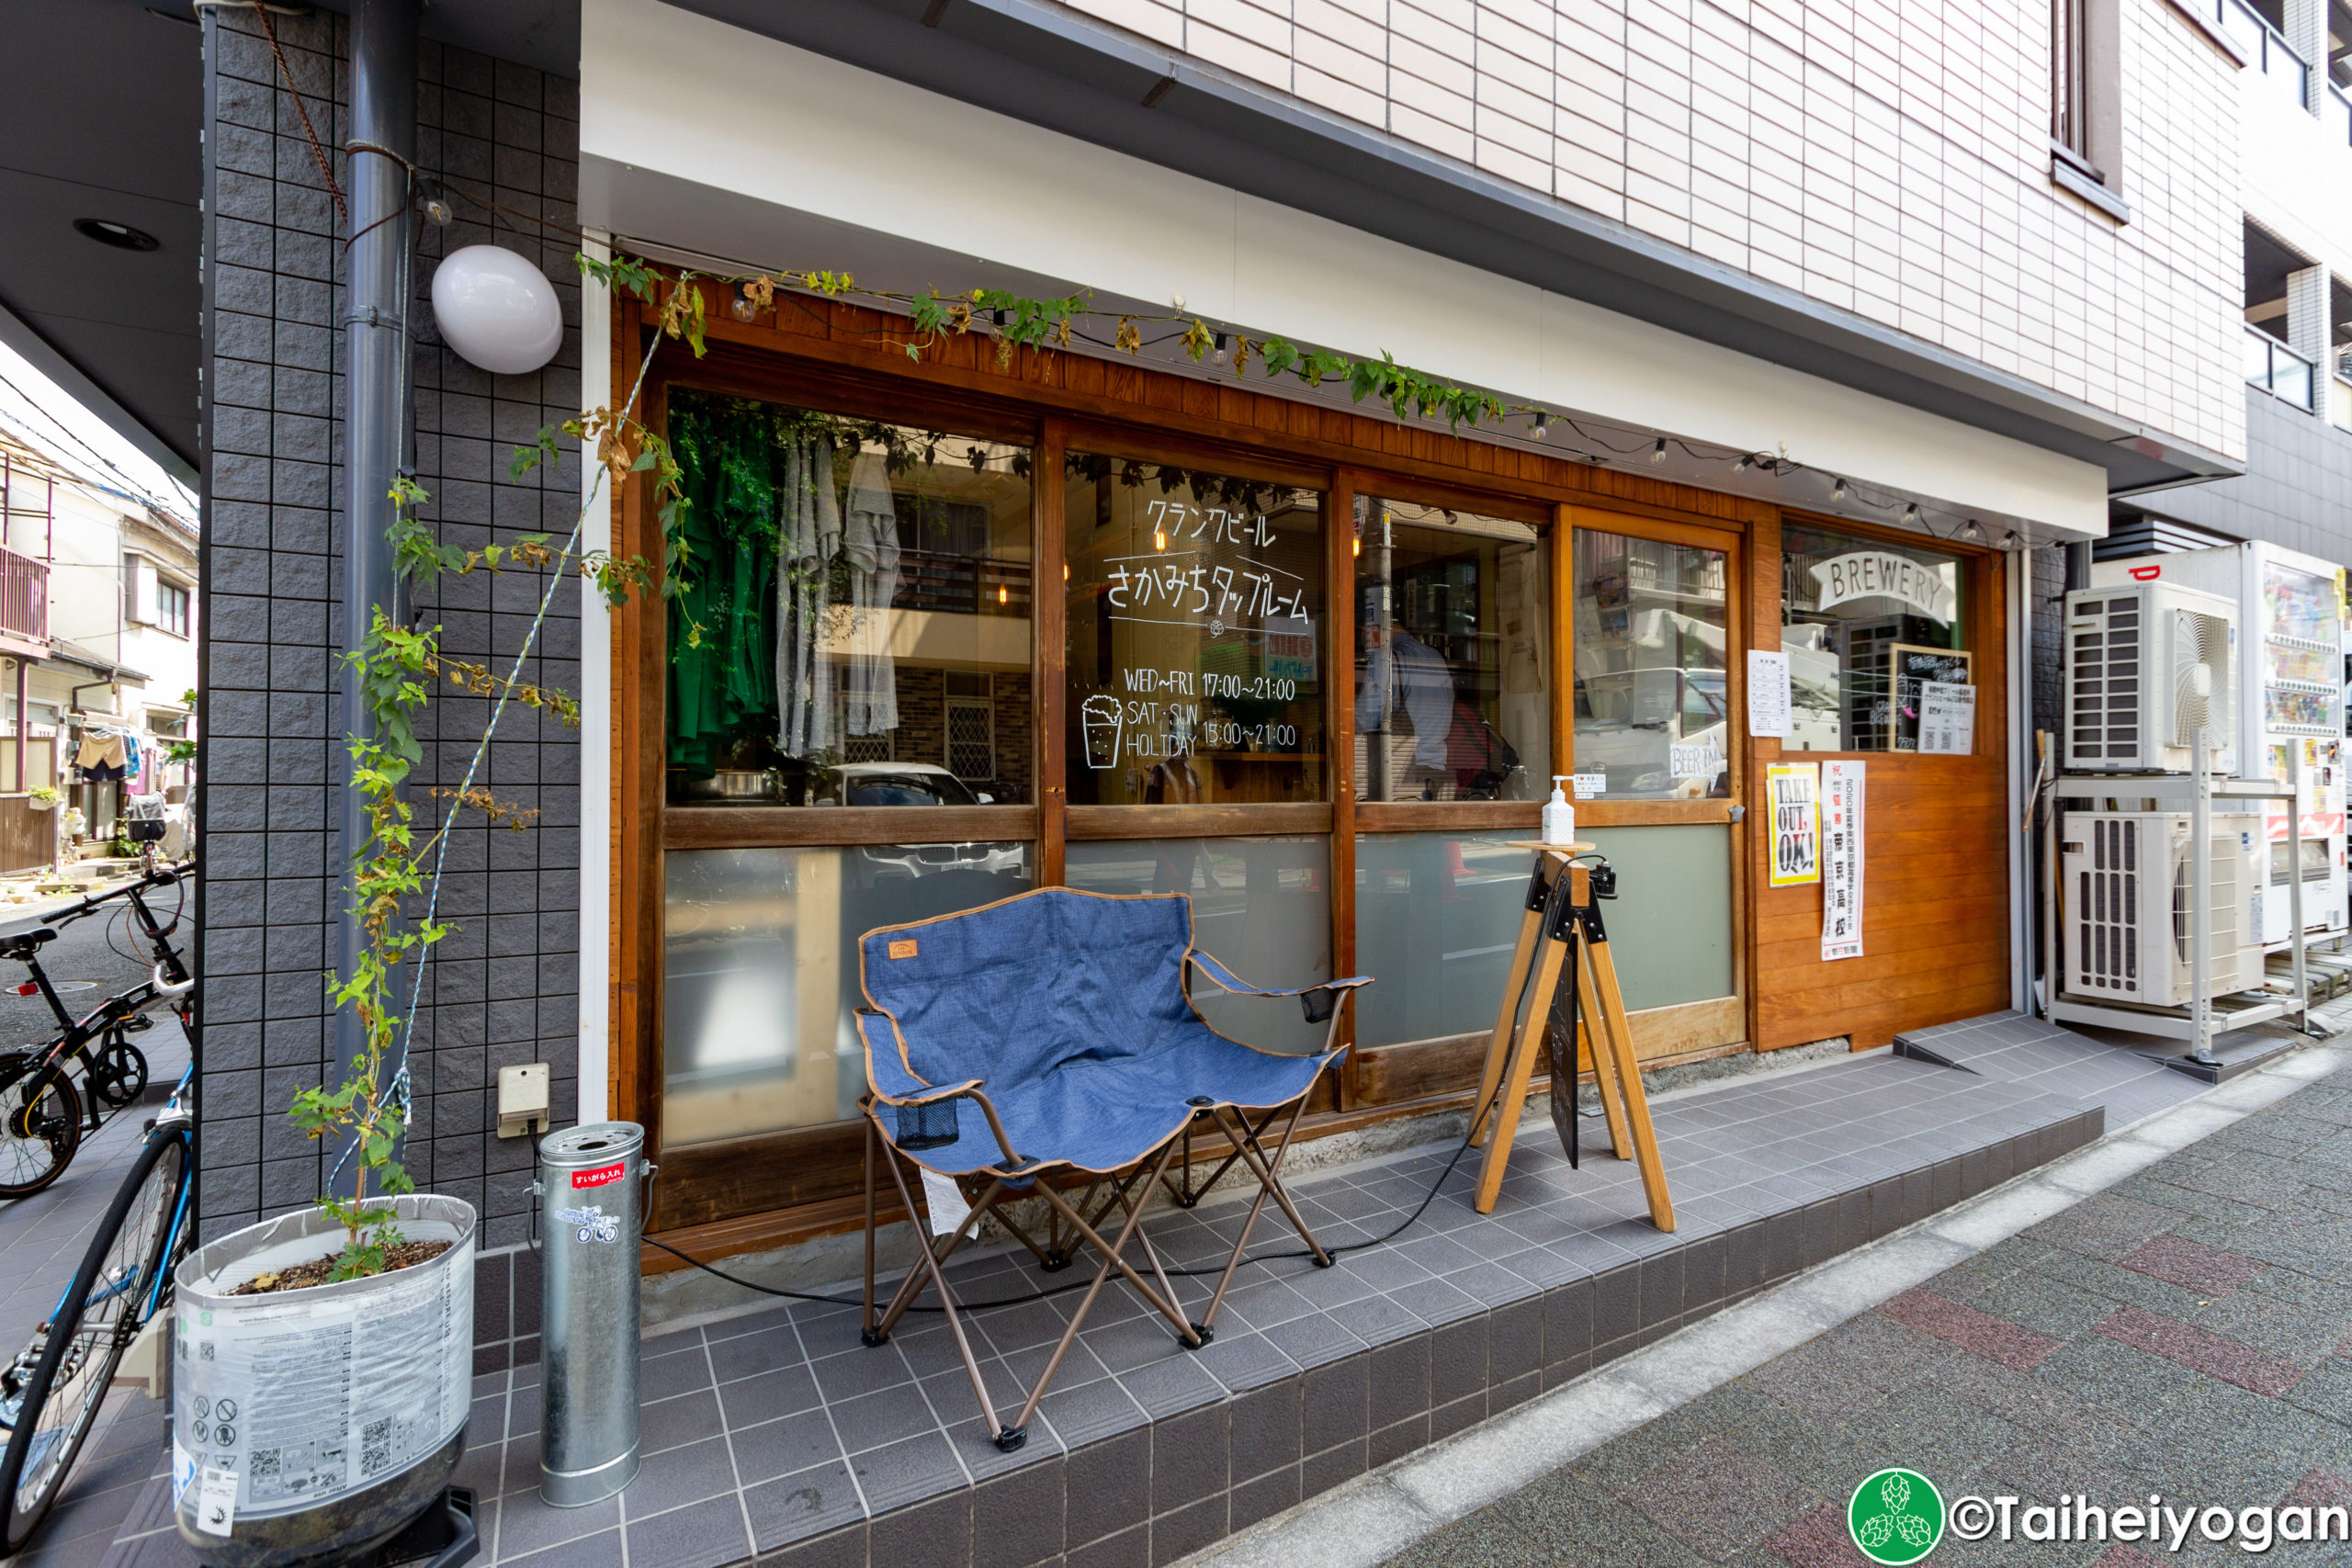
[171,1195,475,1568]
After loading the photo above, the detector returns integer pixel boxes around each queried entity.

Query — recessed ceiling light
[74,220,160,253]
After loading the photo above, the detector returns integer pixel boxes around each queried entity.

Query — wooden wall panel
[1748,520,2011,1051]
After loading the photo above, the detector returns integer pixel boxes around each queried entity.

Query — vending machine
[2093,542,2348,946]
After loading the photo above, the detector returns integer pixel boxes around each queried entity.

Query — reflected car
[824,762,1024,879]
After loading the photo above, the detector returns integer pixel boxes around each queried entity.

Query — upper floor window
[155,579,189,638]
[2051,0,2127,219]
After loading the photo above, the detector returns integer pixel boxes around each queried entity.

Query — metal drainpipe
[335,0,418,1170]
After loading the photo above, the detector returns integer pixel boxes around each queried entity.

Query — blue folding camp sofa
[855,886,1370,1450]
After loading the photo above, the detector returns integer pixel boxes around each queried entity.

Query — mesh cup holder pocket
[896,1099,959,1151]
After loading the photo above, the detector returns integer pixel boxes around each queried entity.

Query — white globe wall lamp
[430,244,564,375]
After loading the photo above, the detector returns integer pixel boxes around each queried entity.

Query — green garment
[666,397,784,774]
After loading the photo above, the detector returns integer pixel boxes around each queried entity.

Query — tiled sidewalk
[1378,1047,2352,1567]
[80,1033,2150,1568]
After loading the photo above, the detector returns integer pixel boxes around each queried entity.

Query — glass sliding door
[1567,510,1746,1060]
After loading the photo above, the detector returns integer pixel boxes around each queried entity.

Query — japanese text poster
[1821,760,1865,959]
[1767,761,1820,886]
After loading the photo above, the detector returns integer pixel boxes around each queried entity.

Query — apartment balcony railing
[2246,327,2317,410]
[0,548,48,645]
[2212,0,2312,108]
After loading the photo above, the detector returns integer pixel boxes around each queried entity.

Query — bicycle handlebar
[47,861,194,929]
[151,963,194,1001]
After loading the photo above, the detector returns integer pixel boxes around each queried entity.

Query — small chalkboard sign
[1886,644,1972,751]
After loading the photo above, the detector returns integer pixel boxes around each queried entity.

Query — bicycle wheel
[85,1033,147,1111]
[0,1125,187,1554]
[0,1057,80,1199]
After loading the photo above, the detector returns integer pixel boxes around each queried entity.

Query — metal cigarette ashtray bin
[535,1122,654,1506]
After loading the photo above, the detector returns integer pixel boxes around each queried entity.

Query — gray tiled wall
[2139,389,2352,566]
[198,8,582,1247]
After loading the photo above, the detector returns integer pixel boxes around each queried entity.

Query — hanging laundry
[837,448,901,738]
[123,733,142,780]
[75,729,127,772]
[775,432,840,759]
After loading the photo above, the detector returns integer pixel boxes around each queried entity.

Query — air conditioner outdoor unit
[2064,582,2237,774]
[2060,811,2266,1006]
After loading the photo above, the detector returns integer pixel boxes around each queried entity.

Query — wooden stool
[1467,843,1674,1230]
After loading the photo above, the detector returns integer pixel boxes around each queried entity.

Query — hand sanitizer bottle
[1544,775,1576,845]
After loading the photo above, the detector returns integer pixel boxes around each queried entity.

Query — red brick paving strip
[2116,1235,2265,1298]
[2281,1470,2352,1510]
[1760,1502,1866,1567]
[1875,1289,2066,1371]
[2093,1307,2307,1396]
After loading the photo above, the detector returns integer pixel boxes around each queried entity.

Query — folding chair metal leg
[871,1144,1013,1445]
[1008,1139,1200,1442]
[1195,1094,1327,1335]
[872,1170,1015,1344]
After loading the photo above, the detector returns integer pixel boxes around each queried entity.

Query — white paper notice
[194,1467,237,1537]
[921,1168,973,1237]
[1917,682,1976,755]
[1821,761,1865,961]
[1747,650,1792,739]
[1569,773,1607,799]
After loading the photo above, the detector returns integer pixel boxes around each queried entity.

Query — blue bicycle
[0,908,196,1555]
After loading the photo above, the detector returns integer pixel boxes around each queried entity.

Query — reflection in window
[1064,457,1325,806]
[663,390,1034,806]
[1781,523,1967,752]
[1354,832,1532,1047]
[1063,837,1331,1054]
[1353,502,1548,802]
[1572,530,1731,799]
[661,845,1032,1145]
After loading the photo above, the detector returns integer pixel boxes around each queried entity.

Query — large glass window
[663,390,1034,807]
[1063,836,1331,1054]
[661,845,1032,1146]
[1353,501,1549,802]
[1063,457,1325,805]
[1572,530,1732,798]
[1781,523,1967,752]
[1353,831,1532,1047]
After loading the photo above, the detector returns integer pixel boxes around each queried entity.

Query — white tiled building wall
[1069,0,2248,462]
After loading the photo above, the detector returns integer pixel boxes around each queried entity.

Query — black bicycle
[0,860,197,1555]
[0,865,195,1199]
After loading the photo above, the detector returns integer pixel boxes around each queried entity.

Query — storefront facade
[596,276,2027,1258]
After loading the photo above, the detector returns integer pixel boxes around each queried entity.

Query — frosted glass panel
[662,845,1032,1146]
[1063,836,1331,1054]
[1578,826,1734,1011]
[1353,832,1533,1047]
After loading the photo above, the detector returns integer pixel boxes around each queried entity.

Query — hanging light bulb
[1903,503,1922,527]
[1213,333,1228,365]
[1155,528,1167,551]
[1830,477,1848,502]
[1961,518,1984,542]
[1732,453,1752,473]
[998,583,1009,604]
[729,283,759,322]
[1650,437,1668,465]
[1531,412,1549,440]
[424,194,454,227]
[2001,529,2021,549]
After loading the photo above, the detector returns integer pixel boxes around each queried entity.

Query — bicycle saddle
[0,928,59,961]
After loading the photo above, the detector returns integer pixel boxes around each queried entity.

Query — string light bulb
[1154,528,1167,551]
[729,286,759,322]
[1650,437,1668,465]
[2001,529,2021,549]
[1531,412,1549,440]
[1961,518,1984,542]
[1733,454,1753,473]
[999,584,1009,604]
[1213,333,1228,365]
[1830,478,1847,502]
[1903,503,1922,527]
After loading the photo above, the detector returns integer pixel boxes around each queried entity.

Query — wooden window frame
[606,281,2012,1265]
